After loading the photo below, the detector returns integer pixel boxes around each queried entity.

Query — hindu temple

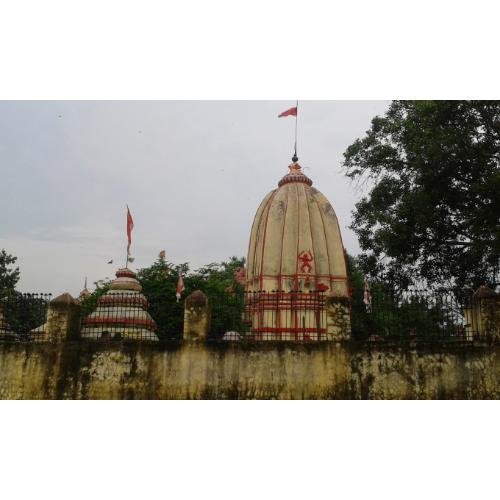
[81,267,158,341]
[245,157,350,340]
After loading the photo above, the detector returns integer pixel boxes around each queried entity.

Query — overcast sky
[0,101,389,295]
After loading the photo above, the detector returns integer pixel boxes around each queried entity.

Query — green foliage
[209,292,246,338]
[0,250,46,339]
[2,294,50,338]
[187,256,247,338]
[136,256,246,339]
[135,258,186,338]
[346,252,364,310]
[347,253,464,340]
[79,280,111,317]
[0,249,20,299]
[343,100,500,291]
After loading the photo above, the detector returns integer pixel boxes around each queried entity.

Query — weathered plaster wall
[0,342,497,399]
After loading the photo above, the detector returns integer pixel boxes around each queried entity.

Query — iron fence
[210,290,328,341]
[0,287,496,344]
[80,291,161,341]
[351,288,488,342]
[0,293,52,341]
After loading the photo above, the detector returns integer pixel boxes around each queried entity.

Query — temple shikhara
[81,268,158,341]
[245,156,350,340]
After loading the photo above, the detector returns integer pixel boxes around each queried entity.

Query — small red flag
[126,206,134,256]
[176,273,185,302]
[278,106,297,118]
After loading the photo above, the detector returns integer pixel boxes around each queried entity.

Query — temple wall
[0,341,497,399]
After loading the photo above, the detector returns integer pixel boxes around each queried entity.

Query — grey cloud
[0,100,389,295]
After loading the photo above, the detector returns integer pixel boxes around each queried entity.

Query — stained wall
[0,342,497,399]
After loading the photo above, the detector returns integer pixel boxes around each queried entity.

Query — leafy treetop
[343,100,500,291]
[0,249,20,298]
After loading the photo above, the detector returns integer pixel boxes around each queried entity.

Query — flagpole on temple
[125,205,129,269]
[293,100,299,162]
[278,102,299,161]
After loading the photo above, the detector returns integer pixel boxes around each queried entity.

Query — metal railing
[80,291,161,341]
[210,290,328,341]
[0,288,497,344]
[0,293,52,341]
[351,288,489,342]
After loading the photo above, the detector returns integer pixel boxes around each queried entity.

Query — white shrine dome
[246,160,349,297]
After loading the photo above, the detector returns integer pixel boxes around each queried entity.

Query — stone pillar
[183,290,210,341]
[326,296,351,341]
[470,286,499,341]
[45,293,81,341]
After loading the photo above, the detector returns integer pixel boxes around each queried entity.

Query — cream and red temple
[81,267,158,341]
[245,160,349,340]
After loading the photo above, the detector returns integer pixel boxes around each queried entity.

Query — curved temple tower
[246,159,350,340]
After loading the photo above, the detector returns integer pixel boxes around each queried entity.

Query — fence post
[183,290,210,341]
[470,286,500,341]
[45,293,81,341]
[325,296,351,341]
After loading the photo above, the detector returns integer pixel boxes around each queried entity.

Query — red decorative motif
[82,316,157,329]
[278,171,313,187]
[298,250,314,273]
[116,268,136,279]
[97,296,148,308]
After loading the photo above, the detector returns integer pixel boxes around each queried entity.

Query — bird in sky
[107,259,113,264]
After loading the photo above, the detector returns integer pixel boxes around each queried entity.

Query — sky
[0,100,390,296]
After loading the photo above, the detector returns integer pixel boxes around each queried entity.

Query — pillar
[470,286,499,341]
[45,293,81,341]
[183,290,210,341]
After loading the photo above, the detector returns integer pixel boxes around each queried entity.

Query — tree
[343,100,500,292]
[0,249,51,338]
[190,257,246,338]
[135,257,187,338]
[0,249,20,298]
[136,255,246,339]
[346,252,465,341]
[79,280,111,317]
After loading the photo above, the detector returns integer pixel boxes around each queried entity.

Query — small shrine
[81,268,158,341]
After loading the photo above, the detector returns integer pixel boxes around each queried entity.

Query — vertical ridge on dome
[304,184,317,287]
[278,183,291,290]
[257,189,279,289]
[247,190,275,286]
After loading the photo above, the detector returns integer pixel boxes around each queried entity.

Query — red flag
[126,206,134,256]
[278,106,297,118]
[176,273,185,302]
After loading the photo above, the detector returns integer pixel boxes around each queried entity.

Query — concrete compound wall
[0,341,498,399]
